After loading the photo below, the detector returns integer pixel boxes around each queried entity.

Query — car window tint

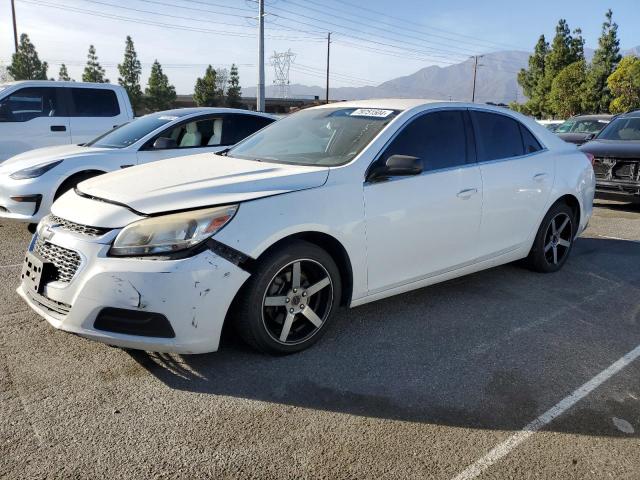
[471,111,524,162]
[519,124,543,154]
[380,110,467,171]
[224,114,275,145]
[597,117,640,141]
[70,88,120,117]
[0,87,59,122]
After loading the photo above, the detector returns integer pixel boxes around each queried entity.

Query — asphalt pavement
[1,200,639,479]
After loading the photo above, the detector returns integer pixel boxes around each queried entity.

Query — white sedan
[0,108,276,223]
[18,99,595,355]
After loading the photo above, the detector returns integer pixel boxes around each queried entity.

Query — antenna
[270,49,296,98]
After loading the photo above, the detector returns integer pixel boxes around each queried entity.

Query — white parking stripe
[452,343,640,480]
[0,263,21,269]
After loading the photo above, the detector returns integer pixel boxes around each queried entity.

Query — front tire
[234,240,342,354]
[526,201,575,273]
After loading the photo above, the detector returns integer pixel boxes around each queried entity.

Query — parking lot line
[451,342,640,480]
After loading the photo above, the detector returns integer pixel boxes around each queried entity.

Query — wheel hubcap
[262,259,333,345]
[544,212,572,265]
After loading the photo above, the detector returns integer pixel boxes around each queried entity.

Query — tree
[607,56,640,114]
[584,10,622,113]
[7,33,48,80]
[226,64,242,107]
[82,45,109,83]
[145,60,176,112]
[549,60,588,118]
[58,64,72,81]
[118,36,143,114]
[517,35,549,117]
[193,65,222,106]
[215,68,229,99]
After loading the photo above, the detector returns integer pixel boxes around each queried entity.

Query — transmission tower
[270,50,296,98]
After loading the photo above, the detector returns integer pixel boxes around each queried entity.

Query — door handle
[120,164,134,169]
[50,125,66,132]
[533,173,549,182]
[457,188,478,199]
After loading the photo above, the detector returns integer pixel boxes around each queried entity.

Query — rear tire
[234,240,341,355]
[525,201,575,273]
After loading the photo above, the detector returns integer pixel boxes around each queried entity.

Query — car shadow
[594,199,640,213]
[127,237,640,437]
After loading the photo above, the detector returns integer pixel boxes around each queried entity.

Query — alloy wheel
[543,212,572,265]
[261,259,334,345]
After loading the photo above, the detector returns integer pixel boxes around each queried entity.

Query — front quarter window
[227,107,398,166]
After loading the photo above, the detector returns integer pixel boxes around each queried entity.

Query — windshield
[556,119,608,134]
[86,114,178,148]
[227,107,399,166]
[597,117,640,141]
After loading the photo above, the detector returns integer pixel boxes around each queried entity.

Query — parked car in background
[580,110,640,202]
[555,114,612,145]
[537,119,564,132]
[0,108,277,223]
[19,100,594,355]
[0,81,134,162]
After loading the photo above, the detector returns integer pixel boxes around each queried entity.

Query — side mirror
[368,154,423,182]
[584,133,596,142]
[153,137,177,150]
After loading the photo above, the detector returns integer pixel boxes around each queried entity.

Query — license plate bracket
[21,252,57,295]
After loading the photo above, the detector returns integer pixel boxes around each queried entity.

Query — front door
[364,109,482,294]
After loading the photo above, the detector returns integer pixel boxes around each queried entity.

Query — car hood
[76,153,330,215]
[580,139,640,159]
[557,132,591,145]
[0,144,115,174]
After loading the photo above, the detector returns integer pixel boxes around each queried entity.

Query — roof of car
[145,107,277,119]
[619,109,640,118]
[313,98,445,111]
[568,114,613,121]
[0,80,125,89]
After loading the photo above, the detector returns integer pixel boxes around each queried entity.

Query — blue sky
[1,0,639,94]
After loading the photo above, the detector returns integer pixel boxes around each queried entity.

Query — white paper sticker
[158,115,179,121]
[350,108,394,118]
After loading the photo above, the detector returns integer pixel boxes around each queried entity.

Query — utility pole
[11,0,19,53]
[257,0,265,112]
[325,32,331,104]
[471,55,483,103]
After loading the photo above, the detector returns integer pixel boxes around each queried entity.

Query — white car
[0,81,134,161]
[18,100,595,355]
[0,108,276,223]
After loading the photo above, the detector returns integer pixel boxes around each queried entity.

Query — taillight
[584,152,595,166]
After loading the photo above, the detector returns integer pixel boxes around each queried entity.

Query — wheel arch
[553,193,581,236]
[54,169,107,200]
[254,231,354,306]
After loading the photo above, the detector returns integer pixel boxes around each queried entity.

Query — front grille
[49,215,110,237]
[33,236,81,283]
[594,157,640,182]
[26,289,71,315]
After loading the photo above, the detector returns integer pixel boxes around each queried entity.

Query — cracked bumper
[18,230,250,354]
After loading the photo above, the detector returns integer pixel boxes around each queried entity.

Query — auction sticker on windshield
[350,109,394,118]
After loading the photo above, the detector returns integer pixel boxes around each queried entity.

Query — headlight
[110,205,238,257]
[10,160,63,180]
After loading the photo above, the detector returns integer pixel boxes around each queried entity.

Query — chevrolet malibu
[18,100,595,354]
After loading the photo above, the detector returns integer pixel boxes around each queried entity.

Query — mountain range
[245,46,640,104]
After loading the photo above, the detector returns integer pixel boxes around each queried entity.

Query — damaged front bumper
[17,226,251,354]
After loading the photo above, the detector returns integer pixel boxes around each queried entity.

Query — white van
[0,81,134,162]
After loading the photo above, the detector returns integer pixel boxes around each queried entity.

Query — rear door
[0,86,70,159]
[470,110,554,258]
[67,87,125,144]
[363,109,483,293]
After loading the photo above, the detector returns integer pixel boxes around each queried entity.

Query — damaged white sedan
[18,100,595,354]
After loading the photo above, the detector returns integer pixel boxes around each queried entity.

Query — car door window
[377,110,467,172]
[70,88,120,117]
[0,87,61,122]
[155,118,215,149]
[471,111,525,162]
[224,114,275,145]
[519,124,543,154]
